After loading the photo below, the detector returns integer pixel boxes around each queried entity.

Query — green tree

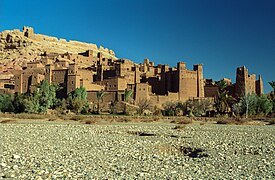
[0,94,14,112]
[256,94,273,116]
[68,86,90,114]
[13,93,26,113]
[24,91,40,113]
[37,80,59,113]
[96,90,106,114]
[234,93,272,117]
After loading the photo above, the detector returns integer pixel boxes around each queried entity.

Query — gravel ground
[0,120,274,179]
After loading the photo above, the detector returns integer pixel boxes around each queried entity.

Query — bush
[0,94,14,112]
[137,99,153,115]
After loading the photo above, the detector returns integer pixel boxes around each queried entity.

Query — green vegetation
[68,86,90,114]
[162,99,214,117]
[214,80,234,115]
[0,81,90,115]
[0,79,274,119]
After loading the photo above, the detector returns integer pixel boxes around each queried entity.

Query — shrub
[0,94,14,112]
[137,99,153,115]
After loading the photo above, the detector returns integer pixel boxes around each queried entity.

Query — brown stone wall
[235,66,260,96]
[179,70,198,100]
[256,75,264,95]
[82,81,104,91]
[193,64,204,97]
[67,75,80,95]
[135,83,150,103]
[204,85,218,97]
[14,74,23,93]
[87,91,117,103]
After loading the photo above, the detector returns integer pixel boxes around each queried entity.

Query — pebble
[12,154,20,159]
[0,121,274,179]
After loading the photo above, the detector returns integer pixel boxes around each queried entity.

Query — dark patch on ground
[170,135,179,138]
[0,119,17,124]
[127,131,156,137]
[179,146,209,158]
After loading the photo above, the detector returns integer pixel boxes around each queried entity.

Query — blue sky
[0,0,274,92]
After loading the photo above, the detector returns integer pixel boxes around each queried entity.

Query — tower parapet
[23,26,34,39]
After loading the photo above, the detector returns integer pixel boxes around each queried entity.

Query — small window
[72,81,74,84]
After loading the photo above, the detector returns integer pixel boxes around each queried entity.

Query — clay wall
[27,62,44,69]
[103,77,127,91]
[55,60,69,68]
[235,66,262,96]
[78,69,93,82]
[87,91,117,104]
[52,69,68,86]
[179,69,198,101]
[204,85,219,97]
[81,81,104,91]
[149,92,178,106]
[256,76,264,95]
[135,83,151,102]
[67,75,81,95]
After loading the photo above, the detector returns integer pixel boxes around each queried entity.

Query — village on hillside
[0,27,272,117]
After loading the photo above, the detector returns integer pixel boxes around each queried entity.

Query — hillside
[0,26,117,70]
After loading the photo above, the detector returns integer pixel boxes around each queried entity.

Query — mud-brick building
[136,62,204,104]
[235,66,264,96]
[204,66,264,98]
[2,49,264,108]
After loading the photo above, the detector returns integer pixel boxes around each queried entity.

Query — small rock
[12,154,20,159]
[0,162,7,167]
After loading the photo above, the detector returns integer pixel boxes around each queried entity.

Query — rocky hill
[0,26,117,71]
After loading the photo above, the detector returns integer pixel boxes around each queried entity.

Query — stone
[12,154,20,159]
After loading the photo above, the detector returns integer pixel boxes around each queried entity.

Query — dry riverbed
[0,119,274,179]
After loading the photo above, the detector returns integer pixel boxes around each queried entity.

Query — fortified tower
[45,64,53,83]
[67,63,80,94]
[193,64,204,97]
[23,26,34,39]
[235,66,262,97]
[256,75,264,95]
[177,62,187,100]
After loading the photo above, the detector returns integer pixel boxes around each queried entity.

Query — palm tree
[269,81,275,93]
[123,89,133,114]
[268,81,275,113]
[214,80,234,115]
[96,91,106,114]
[216,80,227,93]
